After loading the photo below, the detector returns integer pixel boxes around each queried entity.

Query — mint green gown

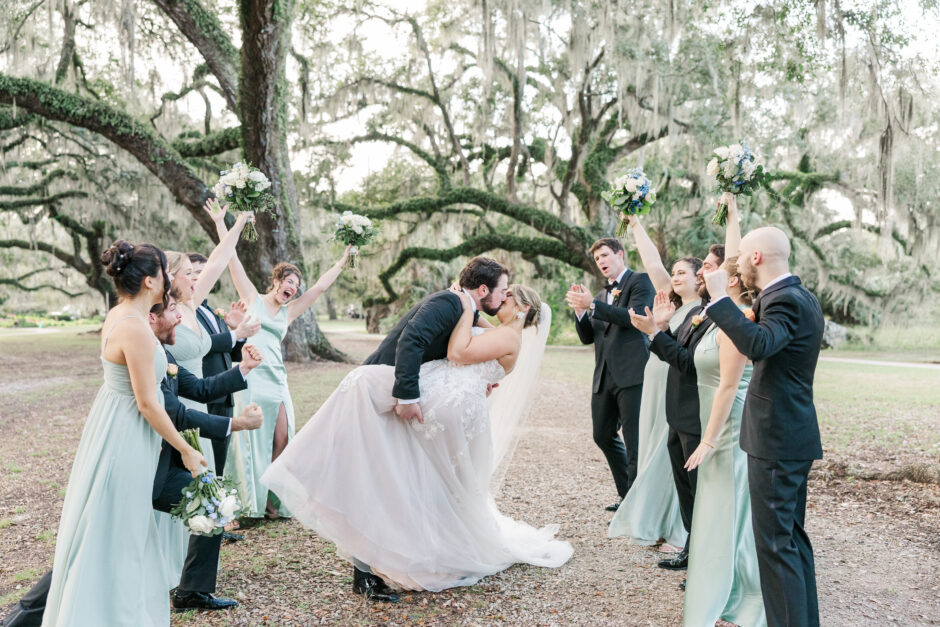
[609,299,698,548]
[42,322,169,626]
[157,308,215,585]
[230,297,294,517]
[683,321,766,627]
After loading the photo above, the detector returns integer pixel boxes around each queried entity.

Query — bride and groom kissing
[261,256,573,602]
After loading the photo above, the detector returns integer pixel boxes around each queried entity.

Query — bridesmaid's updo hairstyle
[101,240,170,302]
[509,284,542,329]
[722,256,754,306]
[268,262,303,292]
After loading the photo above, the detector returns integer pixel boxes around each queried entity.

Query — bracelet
[702,441,715,449]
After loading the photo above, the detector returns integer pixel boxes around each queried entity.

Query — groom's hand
[394,402,424,424]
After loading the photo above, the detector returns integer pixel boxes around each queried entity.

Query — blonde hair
[510,284,542,328]
[165,250,187,276]
[722,256,754,306]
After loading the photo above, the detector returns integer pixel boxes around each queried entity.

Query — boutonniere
[166,364,179,379]
[611,289,622,299]
[214,308,226,319]
[742,308,756,322]
[690,314,705,330]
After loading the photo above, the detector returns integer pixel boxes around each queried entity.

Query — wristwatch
[589,301,596,317]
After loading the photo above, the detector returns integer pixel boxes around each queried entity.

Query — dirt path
[0,332,937,625]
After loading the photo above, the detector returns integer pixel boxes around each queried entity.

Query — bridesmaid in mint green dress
[682,256,765,627]
[43,241,206,626]
[208,198,350,518]
[610,214,702,550]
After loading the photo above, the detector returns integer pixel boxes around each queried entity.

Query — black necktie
[473,310,480,325]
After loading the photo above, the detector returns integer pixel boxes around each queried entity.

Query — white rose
[234,177,247,189]
[632,191,641,201]
[614,175,628,189]
[706,158,720,177]
[212,182,227,198]
[188,515,216,534]
[218,495,240,518]
[714,146,730,159]
[219,173,237,187]
[352,224,364,234]
[723,161,737,179]
[741,159,756,178]
[729,144,744,161]
[624,178,639,193]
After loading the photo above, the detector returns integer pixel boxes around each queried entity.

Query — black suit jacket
[707,276,824,461]
[649,306,710,434]
[154,351,247,500]
[574,269,655,393]
[195,300,244,410]
[363,290,464,400]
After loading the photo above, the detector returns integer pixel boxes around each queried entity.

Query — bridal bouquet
[169,429,246,536]
[601,168,656,237]
[331,211,378,267]
[211,161,274,241]
[706,141,765,225]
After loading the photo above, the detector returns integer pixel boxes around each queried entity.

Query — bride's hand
[449,284,473,312]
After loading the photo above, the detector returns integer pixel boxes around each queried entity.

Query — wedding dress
[262,327,572,591]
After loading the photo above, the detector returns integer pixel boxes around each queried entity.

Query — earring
[515,311,525,320]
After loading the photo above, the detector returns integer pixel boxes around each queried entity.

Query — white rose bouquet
[705,141,765,225]
[169,429,246,536]
[601,167,656,237]
[331,211,379,267]
[211,161,274,241]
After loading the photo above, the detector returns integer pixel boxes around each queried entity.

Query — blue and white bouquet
[706,141,765,225]
[211,161,274,241]
[601,168,657,237]
[169,429,246,536]
[331,211,379,267]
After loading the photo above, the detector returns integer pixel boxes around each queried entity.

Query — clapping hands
[628,290,674,335]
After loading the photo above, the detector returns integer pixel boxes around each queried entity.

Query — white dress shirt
[198,304,238,349]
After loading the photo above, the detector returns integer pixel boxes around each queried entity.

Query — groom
[703,227,824,627]
[357,256,510,602]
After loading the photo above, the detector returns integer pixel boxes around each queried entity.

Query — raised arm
[723,193,742,257]
[286,247,351,324]
[121,323,206,477]
[707,294,797,362]
[625,214,671,292]
[192,207,251,305]
[685,330,747,470]
[447,290,516,366]
[208,199,259,306]
[392,294,462,401]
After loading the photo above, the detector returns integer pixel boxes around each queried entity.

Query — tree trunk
[325,294,338,320]
[238,0,341,361]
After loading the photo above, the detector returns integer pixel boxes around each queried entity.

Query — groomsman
[629,244,724,573]
[566,237,655,511]
[188,253,260,475]
[703,227,824,627]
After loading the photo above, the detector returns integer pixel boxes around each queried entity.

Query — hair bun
[102,240,135,277]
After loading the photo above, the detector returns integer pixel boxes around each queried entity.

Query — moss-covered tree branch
[171,126,241,157]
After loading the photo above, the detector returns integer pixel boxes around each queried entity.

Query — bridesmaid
[608,214,700,551]
[678,256,765,627]
[152,210,252,585]
[43,241,206,626]
[208,198,350,518]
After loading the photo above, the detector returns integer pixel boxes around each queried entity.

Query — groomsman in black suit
[703,227,824,627]
[357,256,510,602]
[566,237,655,511]
[629,244,724,572]
[187,253,260,476]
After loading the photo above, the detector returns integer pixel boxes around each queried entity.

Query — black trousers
[666,426,700,551]
[153,466,224,594]
[590,372,643,498]
[0,571,50,627]
[206,400,233,474]
[748,457,819,627]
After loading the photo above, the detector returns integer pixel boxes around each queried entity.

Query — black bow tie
[604,283,617,292]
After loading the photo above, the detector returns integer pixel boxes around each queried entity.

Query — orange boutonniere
[214,308,226,319]
[690,314,705,329]
[166,364,179,379]
[611,289,622,299]
[742,308,756,322]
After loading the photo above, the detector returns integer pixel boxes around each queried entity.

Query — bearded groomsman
[567,237,655,512]
[703,227,824,627]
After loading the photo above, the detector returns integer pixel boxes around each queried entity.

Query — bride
[261,284,572,595]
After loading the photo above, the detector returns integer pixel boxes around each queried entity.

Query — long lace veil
[487,302,552,494]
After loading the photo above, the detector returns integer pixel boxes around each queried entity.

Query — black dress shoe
[657,548,688,570]
[352,567,399,603]
[604,498,623,512]
[222,531,244,543]
[172,590,239,611]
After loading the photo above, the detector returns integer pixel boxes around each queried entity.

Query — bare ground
[0,330,937,625]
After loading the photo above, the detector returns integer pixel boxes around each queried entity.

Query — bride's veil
[487,302,552,494]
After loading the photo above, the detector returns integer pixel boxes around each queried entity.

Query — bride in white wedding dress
[261,284,572,592]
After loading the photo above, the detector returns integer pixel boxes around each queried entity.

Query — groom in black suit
[355,256,510,602]
[566,237,655,511]
[704,227,824,627]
